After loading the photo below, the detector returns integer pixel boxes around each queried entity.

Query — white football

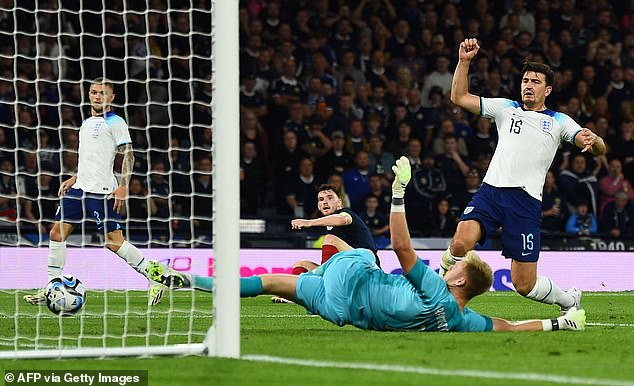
[45,275,87,315]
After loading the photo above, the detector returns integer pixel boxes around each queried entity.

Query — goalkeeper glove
[391,156,411,199]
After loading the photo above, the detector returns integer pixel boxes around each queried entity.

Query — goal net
[0,1,239,358]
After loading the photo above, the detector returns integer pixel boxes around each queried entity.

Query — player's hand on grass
[459,38,480,62]
[391,156,411,199]
[291,218,311,229]
[560,307,586,331]
[109,185,127,214]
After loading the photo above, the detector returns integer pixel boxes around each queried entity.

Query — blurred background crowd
[0,0,633,246]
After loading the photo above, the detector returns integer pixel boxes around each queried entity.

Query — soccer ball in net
[45,275,87,315]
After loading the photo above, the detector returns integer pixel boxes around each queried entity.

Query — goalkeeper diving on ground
[146,157,586,332]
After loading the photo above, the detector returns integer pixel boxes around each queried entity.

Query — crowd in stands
[236,0,634,239]
[0,0,633,245]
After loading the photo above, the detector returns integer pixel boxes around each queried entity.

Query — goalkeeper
[148,157,586,332]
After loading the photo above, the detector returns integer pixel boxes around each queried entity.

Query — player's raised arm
[389,156,418,274]
[110,143,135,214]
[450,38,481,115]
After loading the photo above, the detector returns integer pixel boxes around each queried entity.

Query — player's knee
[322,234,336,246]
[514,280,534,297]
[292,260,310,269]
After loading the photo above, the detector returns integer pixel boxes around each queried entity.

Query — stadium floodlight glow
[0,0,239,359]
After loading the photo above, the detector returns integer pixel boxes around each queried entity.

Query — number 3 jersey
[480,97,581,201]
[73,111,132,194]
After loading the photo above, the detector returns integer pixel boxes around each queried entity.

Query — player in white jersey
[24,78,165,306]
[443,38,606,312]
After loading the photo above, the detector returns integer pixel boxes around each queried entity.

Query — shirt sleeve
[480,97,519,119]
[404,258,446,298]
[460,307,493,332]
[109,115,132,147]
[554,112,582,144]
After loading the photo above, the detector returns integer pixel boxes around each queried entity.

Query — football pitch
[0,291,632,386]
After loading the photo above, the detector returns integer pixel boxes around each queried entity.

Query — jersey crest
[540,118,552,132]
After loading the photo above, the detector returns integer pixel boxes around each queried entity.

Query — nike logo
[521,252,531,256]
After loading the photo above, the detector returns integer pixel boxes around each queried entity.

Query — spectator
[421,56,452,106]
[435,134,470,197]
[126,176,151,240]
[240,141,266,216]
[328,93,362,135]
[432,118,468,157]
[386,121,413,158]
[424,197,458,238]
[240,72,268,119]
[598,158,634,216]
[342,150,371,213]
[367,134,395,180]
[148,160,170,237]
[283,102,308,139]
[286,157,322,218]
[450,168,481,219]
[344,120,369,155]
[542,170,567,233]
[565,202,598,236]
[359,195,389,248]
[558,153,599,216]
[318,130,353,177]
[406,150,447,235]
[366,173,390,219]
[334,50,366,92]
[273,131,308,215]
[600,191,634,239]
[301,114,333,158]
[467,117,497,163]
[0,159,17,221]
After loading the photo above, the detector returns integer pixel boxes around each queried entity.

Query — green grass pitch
[0,290,632,385]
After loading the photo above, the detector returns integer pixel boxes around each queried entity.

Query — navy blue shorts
[54,188,123,233]
[459,183,542,262]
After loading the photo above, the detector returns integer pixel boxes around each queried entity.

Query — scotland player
[270,184,380,303]
[146,157,586,332]
[24,78,164,306]
[445,39,606,311]
[289,184,380,273]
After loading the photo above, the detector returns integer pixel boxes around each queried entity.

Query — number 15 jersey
[480,97,581,201]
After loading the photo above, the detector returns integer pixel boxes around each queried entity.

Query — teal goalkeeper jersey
[305,250,493,332]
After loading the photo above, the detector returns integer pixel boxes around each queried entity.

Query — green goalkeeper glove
[391,156,411,199]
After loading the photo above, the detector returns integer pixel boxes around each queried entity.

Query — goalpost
[0,1,240,358]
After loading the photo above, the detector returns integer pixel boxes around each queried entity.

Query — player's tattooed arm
[117,143,135,187]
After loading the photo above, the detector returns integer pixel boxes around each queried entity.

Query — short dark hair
[521,61,554,86]
[317,184,340,196]
[91,77,114,91]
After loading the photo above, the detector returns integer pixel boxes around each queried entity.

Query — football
[45,275,87,315]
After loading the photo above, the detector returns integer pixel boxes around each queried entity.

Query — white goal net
[0,0,239,358]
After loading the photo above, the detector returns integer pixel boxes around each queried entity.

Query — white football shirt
[73,111,132,194]
[480,97,581,201]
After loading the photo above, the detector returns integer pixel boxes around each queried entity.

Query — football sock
[292,266,308,275]
[240,276,263,297]
[191,276,263,297]
[320,245,338,264]
[47,240,67,280]
[525,276,574,308]
[115,241,148,276]
[192,276,213,292]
